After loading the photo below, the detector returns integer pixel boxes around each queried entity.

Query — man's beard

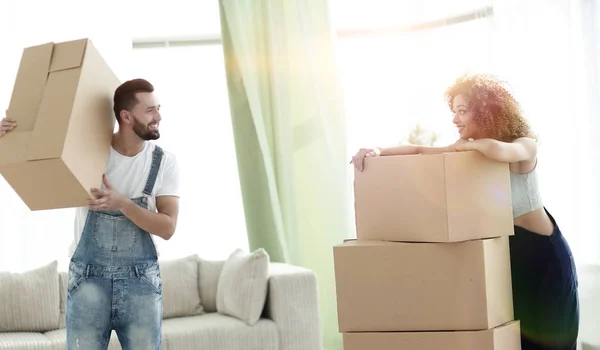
[133,119,160,141]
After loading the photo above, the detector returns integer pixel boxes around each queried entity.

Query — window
[337,17,495,234]
[339,17,495,156]
[128,45,249,260]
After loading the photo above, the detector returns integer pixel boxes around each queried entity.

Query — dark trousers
[510,209,579,350]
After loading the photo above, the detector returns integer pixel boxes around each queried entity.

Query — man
[1,78,180,349]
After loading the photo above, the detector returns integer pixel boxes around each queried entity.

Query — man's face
[130,92,161,140]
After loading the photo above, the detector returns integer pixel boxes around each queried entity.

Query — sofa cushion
[197,257,225,313]
[40,329,66,350]
[216,248,270,326]
[0,333,54,350]
[160,254,205,319]
[162,313,278,350]
[0,261,60,332]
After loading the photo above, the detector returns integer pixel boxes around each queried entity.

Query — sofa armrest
[265,263,323,350]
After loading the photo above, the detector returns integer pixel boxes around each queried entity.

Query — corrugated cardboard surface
[353,151,513,242]
[333,238,514,332]
[0,38,118,210]
[342,321,521,350]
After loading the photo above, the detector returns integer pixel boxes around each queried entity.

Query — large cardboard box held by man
[342,321,521,350]
[0,38,119,211]
[354,151,514,242]
[333,237,514,332]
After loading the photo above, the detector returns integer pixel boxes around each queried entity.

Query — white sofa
[0,250,323,350]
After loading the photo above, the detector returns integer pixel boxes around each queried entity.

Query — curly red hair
[445,73,535,142]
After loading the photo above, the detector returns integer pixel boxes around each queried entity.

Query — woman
[352,73,579,350]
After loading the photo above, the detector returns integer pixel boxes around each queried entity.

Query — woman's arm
[379,144,454,156]
[456,137,537,163]
[352,143,455,171]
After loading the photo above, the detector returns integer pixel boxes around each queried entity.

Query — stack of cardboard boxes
[334,151,522,349]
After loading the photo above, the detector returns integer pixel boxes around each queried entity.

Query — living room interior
[0,0,599,349]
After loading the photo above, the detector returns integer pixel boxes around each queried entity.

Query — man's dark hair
[113,78,154,122]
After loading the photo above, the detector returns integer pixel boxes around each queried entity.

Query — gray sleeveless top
[509,162,543,218]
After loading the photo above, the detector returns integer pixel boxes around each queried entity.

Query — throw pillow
[159,254,205,319]
[216,248,269,325]
[59,272,67,329]
[0,261,60,332]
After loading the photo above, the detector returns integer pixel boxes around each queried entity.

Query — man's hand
[0,116,17,138]
[88,174,130,211]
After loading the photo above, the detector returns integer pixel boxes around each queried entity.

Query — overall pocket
[92,214,138,252]
[67,268,86,298]
[140,268,163,295]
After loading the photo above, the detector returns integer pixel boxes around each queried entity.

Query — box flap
[48,39,87,72]
[5,42,54,131]
[0,43,54,165]
[26,68,81,161]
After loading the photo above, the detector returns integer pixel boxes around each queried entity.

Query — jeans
[66,261,163,349]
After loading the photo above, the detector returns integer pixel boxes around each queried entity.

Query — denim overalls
[66,146,164,350]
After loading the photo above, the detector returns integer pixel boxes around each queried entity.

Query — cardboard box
[354,151,514,242]
[0,38,119,211]
[342,321,521,350]
[333,238,514,332]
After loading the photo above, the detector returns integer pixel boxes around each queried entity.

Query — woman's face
[452,94,481,139]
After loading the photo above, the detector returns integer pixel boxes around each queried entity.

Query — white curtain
[0,0,134,272]
[492,0,600,347]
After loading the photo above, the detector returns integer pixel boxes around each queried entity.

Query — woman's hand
[0,116,17,138]
[453,138,474,152]
[351,147,381,171]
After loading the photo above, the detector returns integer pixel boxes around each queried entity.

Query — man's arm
[88,155,181,241]
[120,195,179,240]
[457,137,537,163]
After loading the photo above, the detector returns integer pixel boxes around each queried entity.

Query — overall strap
[142,145,164,197]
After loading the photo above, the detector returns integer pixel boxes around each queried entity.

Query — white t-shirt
[68,141,180,257]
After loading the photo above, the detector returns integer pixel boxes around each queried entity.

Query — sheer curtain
[491,1,600,346]
[492,0,600,265]
[218,1,349,348]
